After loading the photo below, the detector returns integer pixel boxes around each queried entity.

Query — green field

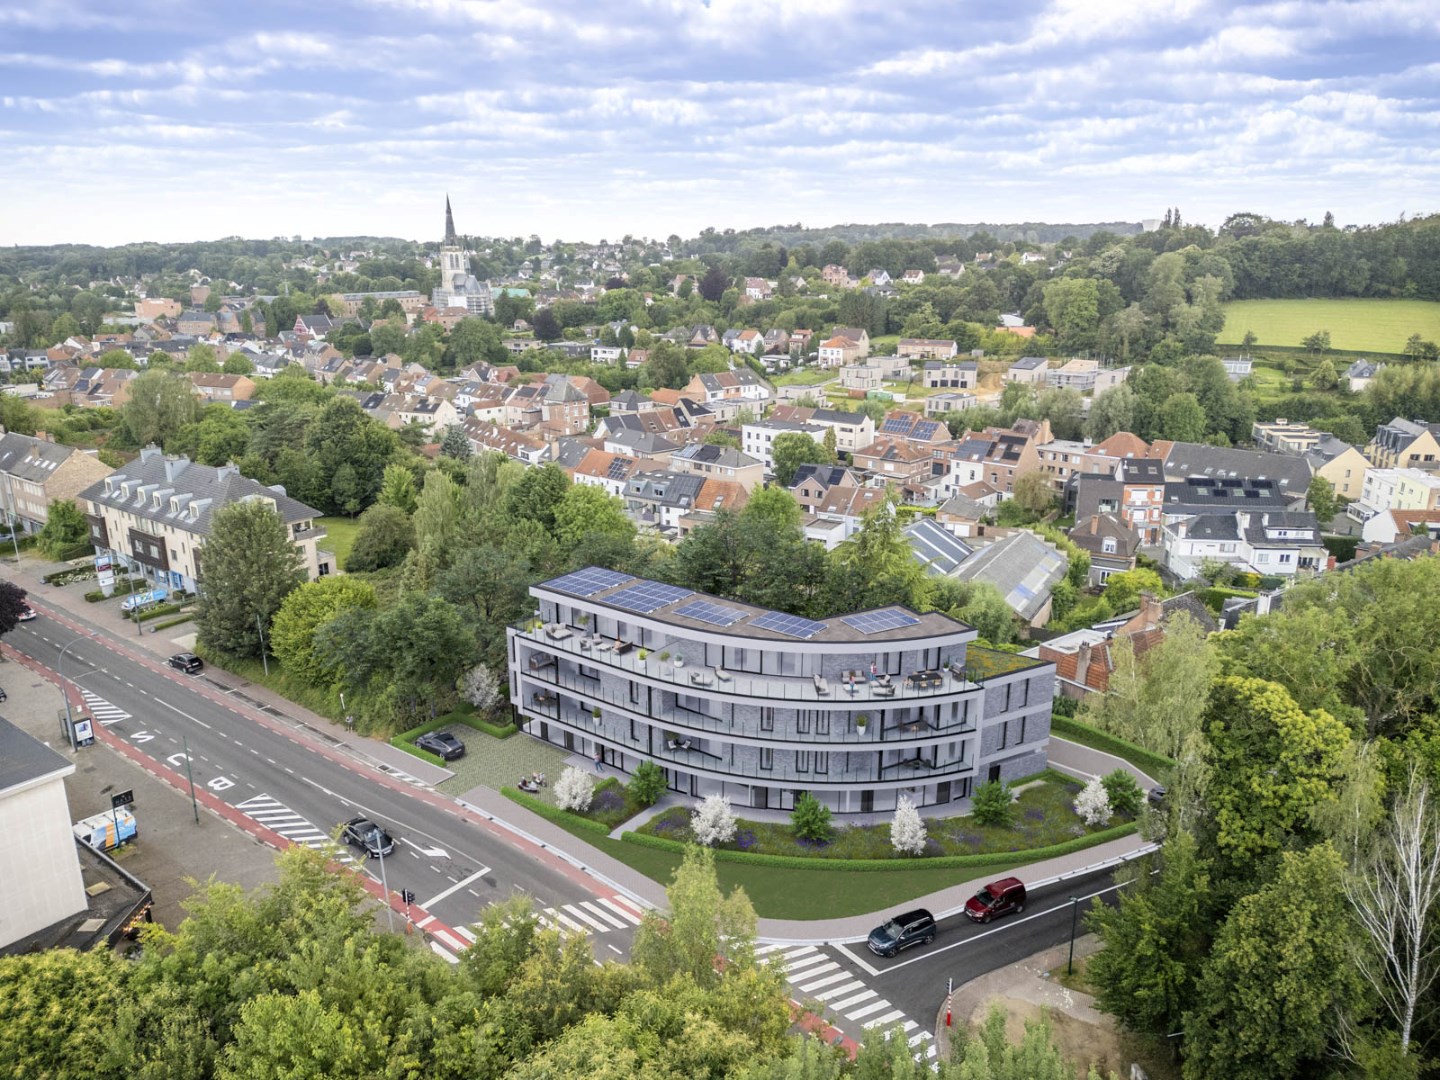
[317,515,361,568]
[1218,298,1440,354]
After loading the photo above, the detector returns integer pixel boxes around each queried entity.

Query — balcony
[515,623,984,704]
[516,663,976,748]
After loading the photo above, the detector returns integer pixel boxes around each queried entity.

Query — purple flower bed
[654,817,680,834]
[1024,808,1046,822]
[735,829,757,850]
[591,788,626,813]
[795,836,830,850]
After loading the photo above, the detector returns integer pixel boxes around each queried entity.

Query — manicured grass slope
[1218,298,1440,353]
[316,515,362,568]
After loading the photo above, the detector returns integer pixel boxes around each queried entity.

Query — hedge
[1050,716,1175,780]
[502,787,612,835]
[149,614,195,631]
[389,712,519,767]
[137,602,188,623]
[620,819,1140,871]
[84,578,147,602]
[1198,586,1259,613]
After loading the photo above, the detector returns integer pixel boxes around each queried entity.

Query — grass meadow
[1218,298,1440,354]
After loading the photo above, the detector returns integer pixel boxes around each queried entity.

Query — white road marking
[419,867,490,910]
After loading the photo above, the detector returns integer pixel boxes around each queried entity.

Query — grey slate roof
[624,469,705,508]
[953,531,1068,621]
[1163,476,1297,515]
[1162,442,1311,492]
[0,432,84,482]
[904,517,974,576]
[0,715,72,794]
[606,429,681,456]
[1303,434,1358,469]
[79,447,319,536]
[672,443,759,469]
[1011,356,1048,370]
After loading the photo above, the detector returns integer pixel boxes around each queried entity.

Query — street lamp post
[57,634,86,752]
[375,840,395,933]
[1067,895,1080,976]
[255,612,269,677]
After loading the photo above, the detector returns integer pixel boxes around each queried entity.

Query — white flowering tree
[1074,776,1113,826]
[553,766,594,812]
[458,663,501,712]
[691,794,737,847]
[890,794,928,855]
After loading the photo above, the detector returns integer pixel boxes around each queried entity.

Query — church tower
[441,195,467,283]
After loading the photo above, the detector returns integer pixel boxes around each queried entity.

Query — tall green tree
[35,498,90,558]
[302,397,397,514]
[552,484,635,547]
[269,576,378,685]
[503,462,570,536]
[376,463,418,515]
[1182,844,1363,1080]
[196,501,306,658]
[345,503,415,573]
[121,369,202,448]
[770,432,832,487]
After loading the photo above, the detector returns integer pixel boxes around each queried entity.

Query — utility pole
[182,734,200,824]
[376,839,395,933]
[255,612,269,676]
[57,635,86,751]
[1067,895,1080,976]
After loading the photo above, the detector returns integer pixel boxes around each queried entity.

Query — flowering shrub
[889,795,928,856]
[553,766,594,812]
[1073,777,1112,826]
[690,794,737,847]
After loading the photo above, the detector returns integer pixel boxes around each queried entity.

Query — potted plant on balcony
[660,651,670,662]
[855,713,868,734]
[673,653,685,669]
[638,648,649,661]
[591,706,601,720]
[578,614,589,628]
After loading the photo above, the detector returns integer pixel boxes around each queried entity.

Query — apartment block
[508,568,1055,815]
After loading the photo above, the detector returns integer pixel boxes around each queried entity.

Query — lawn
[772,369,835,387]
[637,775,1123,862]
[317,515,362,569]
[1218,298,1440,354]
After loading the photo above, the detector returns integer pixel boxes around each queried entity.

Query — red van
[964,877,1027,923]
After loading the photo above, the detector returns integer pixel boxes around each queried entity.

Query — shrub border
[1050,716,1175,780]
[620,819,1139,870]
[502,786,612,835]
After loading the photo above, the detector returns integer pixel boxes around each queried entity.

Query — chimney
[1138,591,1163,629]
[162,454,192,483]
[1089,515,1099,535]
[34,430,53,443]
[1075,642,1092,686]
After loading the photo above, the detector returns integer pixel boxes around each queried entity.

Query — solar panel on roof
[545,568,635,596]
[881,418,909,434]
[841,609,922,634]
[914,421,939,438]
[607,458,631,480]
[607,581,694,613]
[674,600,745,627]
[751,610,828,639]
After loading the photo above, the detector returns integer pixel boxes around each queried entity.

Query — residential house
[901,269,926,285]
[729,329,765,355]
[953,530,1069,626]
[743,278,772,301]
[868,269,892,286]
[135,297,182,321]
[1045,359,1103,392]
[507,568,1055,813]
[0,432,113,536]
[569,449,643,497]
[1346,360,1386,393]
[175,309,216,335]
[623,470,708,534]
[770,405,876,453]
[852,438,933,483]
[816,328,870,368]
[189,372,256,403]
[1304,435,1370,502]
[79,447,329,591]
[681,369,772,422]
[741,419,828,470]
[1067,513,1140,585]
[788,464,862,511]
[603,429,681,464]
[873,411,950,446]
[1221,356,1253,381]
[922,360,978,390]
[1362,508,1440,545]
[1004,356,1049,384]
[898,339,958,361]
[1033,439,1092,493]
[933,419,1051,499]
[591,345,626,364]
[1162,509,1326,580]
[669,443,765,493]
[762,329,791,355]
[686,325,720,349]
[1365,418,1440,470]
[840,363,884,392]
[1160,441,1312,500]
[1349,468,1440,539]
[926,392,977,417]
[1252,419,1325,454]
[806,485,893,547]
[820,264,850,288]
[293,313,336,338]
[462,420,550,464]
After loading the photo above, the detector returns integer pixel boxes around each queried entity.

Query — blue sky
[2,0,1438,246]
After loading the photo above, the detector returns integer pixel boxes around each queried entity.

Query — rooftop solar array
[545,568,635,596]
[913,421,940,439]
[841,609,922,635]
[607,581,694,613]
[673,600,746,627]
[881,417,910,434]
[751,611,828,639]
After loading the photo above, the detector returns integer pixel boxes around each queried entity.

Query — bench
[873,683,896,697]
[613,641,635,656]
[544,624,572,640]
[714,668,732,683]
[813,674,830,695]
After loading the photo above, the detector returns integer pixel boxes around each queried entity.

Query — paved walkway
[5,552,1156,941]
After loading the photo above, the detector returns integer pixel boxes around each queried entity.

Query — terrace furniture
[666,738,692,752]
[544,624,572,640]
[875,673,892,687]
[905,670,943,690]
[813,674,830,695]
[714,668,732,683]
[595,639,613,652]
[873,683,896,697]
[613,640,635,656]
[579,637,592,650]
[528,654,556,671]
[688,671,713,687]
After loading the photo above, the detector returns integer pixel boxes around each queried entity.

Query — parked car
[867,908,936,958]
[121,588,168,612]
[1147,786,1167,807]
[168,652,204,674]
[416,730,465,761]
[17,604,36,621]
[964,877,1027,923]
[341,816,395,858]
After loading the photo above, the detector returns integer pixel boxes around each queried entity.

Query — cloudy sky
[2,0,1438,247]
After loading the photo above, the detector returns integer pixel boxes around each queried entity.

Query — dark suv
[964,877,1026,923]
[867,908,936,957]
[168,652,204,674]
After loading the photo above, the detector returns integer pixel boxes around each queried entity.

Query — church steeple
[444,195,458,247]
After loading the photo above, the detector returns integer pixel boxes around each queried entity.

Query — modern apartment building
[507,568,1055,815]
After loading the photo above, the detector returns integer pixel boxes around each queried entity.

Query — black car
[416,730,466,761]
[342,816,396,858]
[867,908,936,958]
[168,652,204,674]
[1147,786,1167,807]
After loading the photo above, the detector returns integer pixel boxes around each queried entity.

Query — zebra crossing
[536,893,646,936]
[81,688,131,727]
[758,943,937,1062]
[234,793,354,862]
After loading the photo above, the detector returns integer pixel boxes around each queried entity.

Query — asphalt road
[6,603,641,960]
[778,869,1124,1050]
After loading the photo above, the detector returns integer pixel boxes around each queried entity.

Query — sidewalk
[4,553,1156,941]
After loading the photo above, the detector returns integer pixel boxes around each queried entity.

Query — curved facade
[506,568,1056,815]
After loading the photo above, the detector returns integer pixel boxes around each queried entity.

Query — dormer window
[1102,537,1117,554]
